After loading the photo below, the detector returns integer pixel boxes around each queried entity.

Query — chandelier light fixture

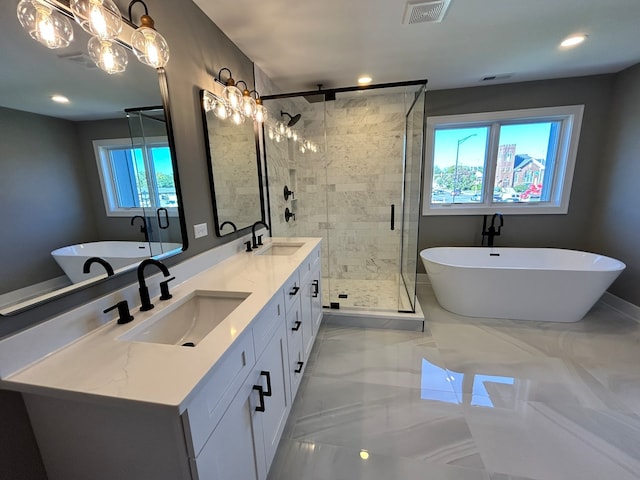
[16,0,74,49]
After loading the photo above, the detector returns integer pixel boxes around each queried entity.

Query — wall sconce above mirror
[17,0,170,73]
[201,84,265,237]
[0,0,187,315]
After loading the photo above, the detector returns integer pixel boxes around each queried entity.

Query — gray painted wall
[0,1,256,478]
[419,75,616,269]
[0,107,97,293]
[588,63,640,305]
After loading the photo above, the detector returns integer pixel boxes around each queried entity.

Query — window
[94,138,178,217]
[422,105,584,215]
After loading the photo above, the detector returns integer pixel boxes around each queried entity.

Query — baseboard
[600,292,640,323]
[322,307,425,331]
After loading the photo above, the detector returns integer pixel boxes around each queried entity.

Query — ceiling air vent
[56,52,97,69]
[403,0,451,24]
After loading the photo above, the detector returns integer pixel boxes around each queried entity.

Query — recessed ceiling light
[51,94,69,104]
[560,34,587,48]
[358,75,372,85]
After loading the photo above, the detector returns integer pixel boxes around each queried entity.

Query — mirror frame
[0,9,188,316]
[199,87,266,237]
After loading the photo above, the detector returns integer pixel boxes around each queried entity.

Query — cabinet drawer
[252,296,284,358]
[283,270,301,313]
[182,333,256,458]
[299,245,321,283]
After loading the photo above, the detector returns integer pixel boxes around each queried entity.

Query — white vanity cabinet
[191,298,290,480]
[6,238,323,480]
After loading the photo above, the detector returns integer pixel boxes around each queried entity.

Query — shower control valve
[285,207,296,222]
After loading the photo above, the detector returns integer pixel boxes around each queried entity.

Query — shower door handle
[157,208,170,229]
[390,204,395,231]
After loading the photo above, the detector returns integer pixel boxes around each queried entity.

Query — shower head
[281,110,302,127]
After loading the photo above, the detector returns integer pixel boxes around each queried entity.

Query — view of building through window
[431,121,559,205]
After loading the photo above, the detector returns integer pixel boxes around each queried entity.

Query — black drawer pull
[312,280,319,297]
[291,320,301,331]
[260,371,272,397]
[294,361,304,374]
[253,385,266,412]
[289,286,300,296]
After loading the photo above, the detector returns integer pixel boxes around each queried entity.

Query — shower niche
[263,81,427,315]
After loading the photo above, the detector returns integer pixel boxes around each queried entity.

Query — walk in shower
[262,81,426,314]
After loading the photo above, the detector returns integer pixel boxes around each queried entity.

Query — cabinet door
[300,279,314,359]
[310,268,323,336]
[194,370,267,480]
[257,321,290,468]
[286,300,305,399]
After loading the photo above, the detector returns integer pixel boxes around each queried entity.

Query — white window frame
[422,105,584,216]
[93,137,178,217]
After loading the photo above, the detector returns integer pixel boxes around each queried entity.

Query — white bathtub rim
[420,246,625,273]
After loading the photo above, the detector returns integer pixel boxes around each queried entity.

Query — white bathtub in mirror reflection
[420,247,625,322]
[52,241,183,284]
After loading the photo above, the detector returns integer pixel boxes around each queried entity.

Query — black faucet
[83,257,115,277]
[482,213,504,247]
[131,215,149,242]
[251,221,269,249]
[103,300,134,324]
[220,221,237,233]
[137,259,171,311]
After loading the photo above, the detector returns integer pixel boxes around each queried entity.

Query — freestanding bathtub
[52,241,183,284]
[420,247,625,322]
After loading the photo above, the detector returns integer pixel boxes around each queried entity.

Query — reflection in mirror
[201,89,264,236]
[0,1,185,315]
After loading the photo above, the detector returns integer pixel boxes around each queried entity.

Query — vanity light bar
[16,0,170,74]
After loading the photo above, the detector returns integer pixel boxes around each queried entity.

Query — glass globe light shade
[292,131,298,141]
[241,92,256,118]
[88,36,128,74]
[131,23,170,68]
[71,0,122,40]
[202,92,217,112]
[231,109,245,125]
[214,101,230,120]
[254,103,267,123]
[277,122,286,135]
[17,0,74,49]
[223,84,242,110]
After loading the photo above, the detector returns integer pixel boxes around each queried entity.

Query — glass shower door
[398,86,426,312]
[126,108,181,256]
[323,88,408,312]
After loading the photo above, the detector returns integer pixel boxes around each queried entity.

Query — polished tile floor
[268,285,640,480]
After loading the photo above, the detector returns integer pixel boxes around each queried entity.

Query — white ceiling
[193,0,640,93]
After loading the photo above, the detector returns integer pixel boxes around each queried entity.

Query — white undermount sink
[257,243,304,256]
[120,290,250,346]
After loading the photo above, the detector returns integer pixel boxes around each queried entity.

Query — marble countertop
[0,237,321,413]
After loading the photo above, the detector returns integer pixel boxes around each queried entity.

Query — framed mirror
[0,1,187,315]
[200,88,265,236]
